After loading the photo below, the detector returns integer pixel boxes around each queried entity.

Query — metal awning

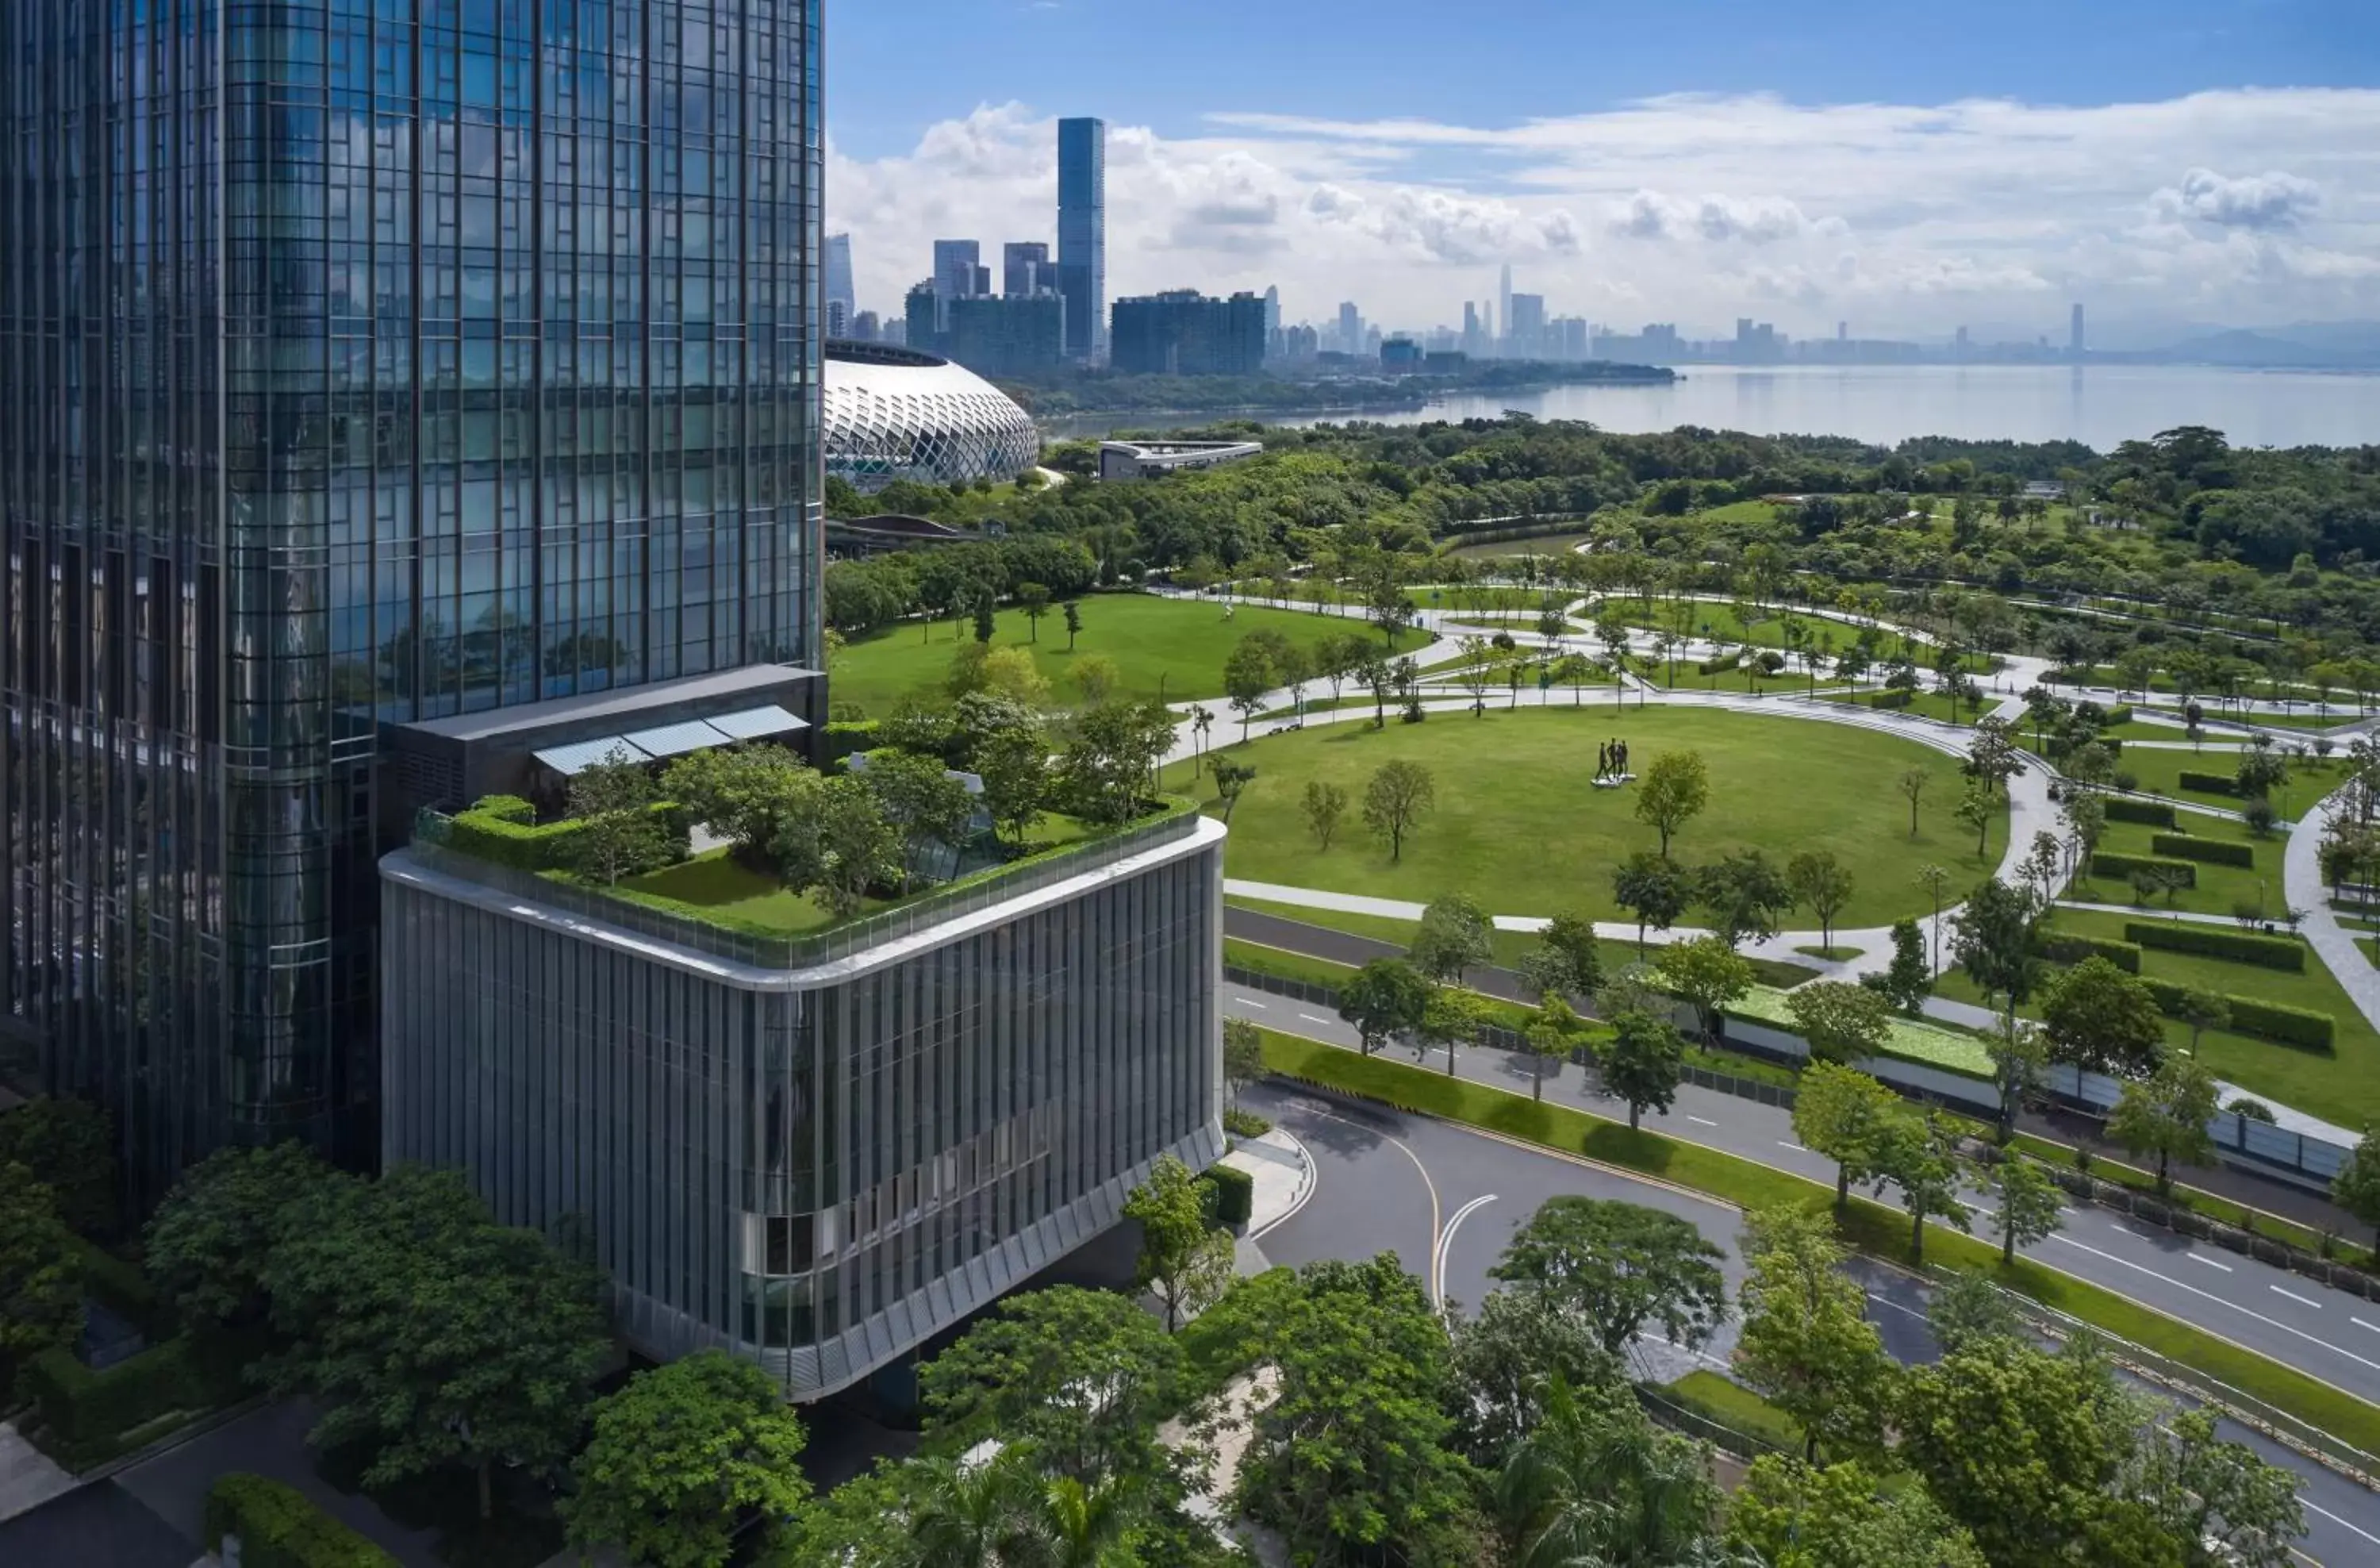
[705,704,809,741]
[621,719,732,758]
[533,736,653,776]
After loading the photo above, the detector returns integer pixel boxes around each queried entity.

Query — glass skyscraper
[0,1,825,1195]
[1056,117,1104,364]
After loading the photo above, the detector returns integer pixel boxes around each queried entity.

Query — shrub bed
[2122,920,2306,972]
[1697,651,1741,675]
[2132,978,2336,1050]
[444,798,689,872]
[823,720,880,765]
[2041,933,2142,973]
[2102,796,2175,827]
[2178,771,2239,796]
[205,1474,400,1568]
[2091,851,2197,888]
[1862,689,1914,710]
[1204,1163,1256,1227]
[2152,832,2256,867]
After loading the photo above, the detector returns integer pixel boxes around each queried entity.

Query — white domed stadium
[823,341,1041,493]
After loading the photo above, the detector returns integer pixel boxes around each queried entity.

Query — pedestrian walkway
[0,1424,73,1524]
[2285,782,2380,1043]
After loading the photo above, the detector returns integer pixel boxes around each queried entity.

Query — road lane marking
[1290,1101,1443,1303]
[1298,1013,1334,1026]
[2354,1317,2380,1335]
[2189,1254,2235,1272]
[1864,1291,1930,1324]
[1956,1197,1994,1214]
[1434,1193,1499,1305]
[2304,1496,2380,1547]
[1687,1115,1718,1127]
[1779,1141,1810,1153]
[1240,998,1269,1009]
[2274,1286,2324,1309]
[2047,1235,2380,1376]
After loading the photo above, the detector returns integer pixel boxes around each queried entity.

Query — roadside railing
[1632,1386,1791,1462]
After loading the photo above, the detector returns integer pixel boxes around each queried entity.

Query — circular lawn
[1178,705,2002,929]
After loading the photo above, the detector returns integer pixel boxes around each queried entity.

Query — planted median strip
[1256,1027,2380,1459]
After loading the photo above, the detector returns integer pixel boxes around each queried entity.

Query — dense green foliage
[204,1474,401,1568]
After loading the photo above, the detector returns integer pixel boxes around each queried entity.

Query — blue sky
[831,0,2372,159]
[826,1,2380,338]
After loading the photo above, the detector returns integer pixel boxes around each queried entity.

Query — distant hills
[2102,320,2380,370]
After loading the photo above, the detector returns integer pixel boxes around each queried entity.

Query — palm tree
[910,1448,1048,1568]
[1496,1378,1722,1568]
[1035,1474,1140,1568]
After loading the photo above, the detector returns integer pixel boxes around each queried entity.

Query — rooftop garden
[421,691,1191,947]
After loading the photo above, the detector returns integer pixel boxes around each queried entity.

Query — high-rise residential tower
[0,0,825,1196]
[932,240,985,332]
[1004,242,1054,299]
[1499,264,1514,353]
[826,233,858,338]
[1057,118,1107,363]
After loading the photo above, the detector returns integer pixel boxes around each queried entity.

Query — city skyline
[823,83,2379,343]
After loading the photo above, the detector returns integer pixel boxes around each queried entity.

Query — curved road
[1240,1078,2380,1564]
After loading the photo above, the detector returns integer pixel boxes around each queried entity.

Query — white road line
[1779,1140,1810,1153]
[1297,1013,1333,1026]
[2189,1254,2235,1272]
[2047,1234,2380,1375]
[1434,1193,1499,1305]
[1239,998,1269,1009]
[2304,1497,2380,1547]
[1864,1291,1930,1324]
[1686,1115,1718,1127]
[2274,1286,2324,1309]
[2058,1207,2079,1217]
[2355,1317,2380,1335]
[1956,1197,1994,1214]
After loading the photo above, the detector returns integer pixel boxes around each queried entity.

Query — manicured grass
[1664,1370,1805,1453]
[2138,704,2344,732]
[831,593,1418,716]
[1950,904,2380,1128]
[2069,814,2283,920]
[1175,707,1996,929]
[614,848,843,933]
[1726,986,1994,1080]
[1794,944,1858,961]
[1258,1030,2380,1457]
[2112,749,2346,819]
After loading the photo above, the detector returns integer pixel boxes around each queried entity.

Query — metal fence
[1632,1387,1789,1462]
[414,803,1201,970]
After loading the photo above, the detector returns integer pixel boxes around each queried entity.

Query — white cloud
[2154,167,2323,230]
[828,89,2380,338]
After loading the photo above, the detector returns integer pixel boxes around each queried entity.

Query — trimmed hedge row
[1204,1163,1255,1228]
[2135,977,2336,1051]
[205,1474,400,1568]
[2041,933,2142,974]
[2123,920,2306,972]
[2092,851,2197,889]
[1697,651,1741,675]
[2101,702,2136,726]
[2178,771,2239,796]
[18,1322,260,1465]
[2152,832,2256,867]
[2102,796,2176,827]
[1861,689,1914,710]
[443,798,689,872]
[824,720,880,765]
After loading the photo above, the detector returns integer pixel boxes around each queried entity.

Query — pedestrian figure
[1618,739,1630,776]
[1596,741,1610,780]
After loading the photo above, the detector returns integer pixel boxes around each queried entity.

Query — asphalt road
[1238,1078,2380,1565]
[1229,984,2380,1420]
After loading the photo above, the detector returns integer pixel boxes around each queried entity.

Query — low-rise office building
[1099,439,1267,482]
[379,799,1225,1398]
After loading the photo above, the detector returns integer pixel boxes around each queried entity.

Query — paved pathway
[2286,783,2380,1045]
[0,1423,73,1524]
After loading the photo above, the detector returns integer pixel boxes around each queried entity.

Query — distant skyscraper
[1264,286,1281,334]
[1004,242,1053,298]
[1058,118,1108,362]
[932,240,983,331]
[1837,321,1848,341]
[825,233,857,331]
[2071,303,2086,359]
[1498,264,1514,352]
[1508,294,1546,357]
[1338,302,1361,356]
[1462,302,1484,358]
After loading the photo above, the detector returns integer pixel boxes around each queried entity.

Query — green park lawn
[1173,705,1998,928]
[2109,748,2346,817]
[1817,688,1979,724]
[1940,905,2380,1128]
[831,593,1418,716]
[2069,814,2286,920]
[612,848,844,934]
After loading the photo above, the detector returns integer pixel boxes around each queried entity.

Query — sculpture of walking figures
[1595,740,1612,781]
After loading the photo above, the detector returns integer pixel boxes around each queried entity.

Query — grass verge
[1258,1029,2380,1457]
[1662,1370,1805,1453]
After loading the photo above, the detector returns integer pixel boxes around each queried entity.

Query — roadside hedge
[2041,933,2142,973]
[205,1474,400,1568]
[2178,771,2239,796]
[2091,852,2197,889]
[2123,920,2306,972]
[1697,651,1741,675]
[2134,977,2336,1050]
[2102,797,2175,827]
[2152,832,2256,867]
[1205,1163,1256,1228]
[20,1337,202,1454]
[2101,703,2135,726]
[1862,689,1914,710]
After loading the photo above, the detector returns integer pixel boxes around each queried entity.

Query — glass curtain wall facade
[1055,116,1104,364]
[380,820,1226,1396]
[0,1,823,1196]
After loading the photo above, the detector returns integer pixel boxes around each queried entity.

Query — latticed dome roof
[823,343,1041,493]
